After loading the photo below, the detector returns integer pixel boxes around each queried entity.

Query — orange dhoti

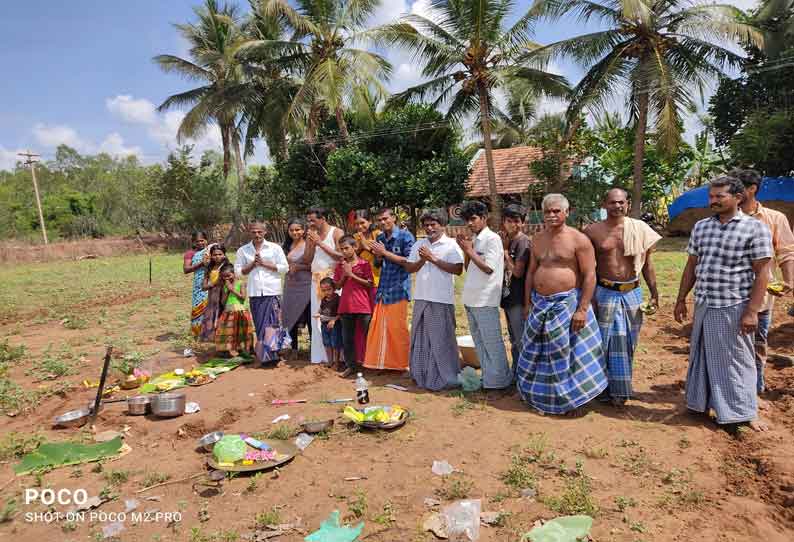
[363,300,409,371]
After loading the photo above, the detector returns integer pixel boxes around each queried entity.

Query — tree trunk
[306,104,320,145]
[277,128,288,162]
[224,141,246,247]
[631,87,650,218]
[335,106,349,141]
[477,80,502,228]
[221,124,232,180]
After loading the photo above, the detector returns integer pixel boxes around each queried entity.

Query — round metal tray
[206,439,299,473]
[353,406,409,430]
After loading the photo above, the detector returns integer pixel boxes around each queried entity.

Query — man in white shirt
[235,222,290,365]
[457,201,512,390]
[405,210,464,391]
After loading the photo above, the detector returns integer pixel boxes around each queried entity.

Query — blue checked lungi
[517,288,607,414]
[686,302,757,424]
[595,285,643,400]
[465,306,512,389]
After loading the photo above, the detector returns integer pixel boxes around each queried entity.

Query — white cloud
[33,123,91,151]
[106,94,223,157]
[31,122,144,160]
[0,146,25,172]
[367,0,409,27]
[724,0,758,11]
[105,95,158,125]
[98,132,143,157]
[411,0,435,20]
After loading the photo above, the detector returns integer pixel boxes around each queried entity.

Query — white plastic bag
[442,499,481,541]
[432,460,455,476]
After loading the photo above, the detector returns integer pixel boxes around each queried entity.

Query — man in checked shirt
[675,175,773,432]
[732,169,794,407]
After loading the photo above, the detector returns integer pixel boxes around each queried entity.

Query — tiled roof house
[466,145,574,200]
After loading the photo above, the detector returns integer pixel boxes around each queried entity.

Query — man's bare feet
[758,398,772,411]
[749,418,771,432]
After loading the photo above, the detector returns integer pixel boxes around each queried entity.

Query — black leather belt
[598,278,640,292]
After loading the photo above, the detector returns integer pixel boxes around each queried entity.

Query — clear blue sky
[0,0,754,171]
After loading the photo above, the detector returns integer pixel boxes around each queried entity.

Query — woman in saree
[184,231,209,338]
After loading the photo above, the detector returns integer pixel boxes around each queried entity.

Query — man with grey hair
[517,193,607,415]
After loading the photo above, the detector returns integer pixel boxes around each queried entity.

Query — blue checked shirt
[687,212,773,308]
[375,228,415,304]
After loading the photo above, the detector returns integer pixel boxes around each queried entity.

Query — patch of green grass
[629,520,647,533]
[436,475,474,500]
[614,496,637,512]
[103,469,129,486]
[112,351,144,376]
[541,474,599,517]
[245,472,263,494]
[372,501,395,525]
[0,253,185,323]
[522,433,550,464]
[489,491,510,504]
[61,314,88,330]
[26,345,77,381]
[0,377,39,413]
[140,471,170,488]
[0,339,25,369]
[347,490,368,519]
[98,484,119,502]
[0,431,45,460]
[266,424,295,440]
[500,456,536,491]
[580,447,609,459]
[0,499,17,523]
[620,449,656,476]
[450,394,477,416]
[255,507,281,528]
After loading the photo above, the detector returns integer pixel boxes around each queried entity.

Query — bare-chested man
[585,188,661,405]
[516,193,607,415]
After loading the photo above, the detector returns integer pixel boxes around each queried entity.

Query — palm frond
[156,85,214,113]
[388,74,457,108]
[369,22,461,78]
[497,66,571,99]
[153,54,213,82]
[261,0,320,37]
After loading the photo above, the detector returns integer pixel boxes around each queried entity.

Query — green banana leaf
[14,437,123,475]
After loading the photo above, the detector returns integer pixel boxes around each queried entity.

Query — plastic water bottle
[355,373,370,405]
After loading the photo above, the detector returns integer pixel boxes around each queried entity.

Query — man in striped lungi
[675,175,773,432]
[405,210,464,391]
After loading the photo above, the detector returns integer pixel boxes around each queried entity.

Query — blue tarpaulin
[668,177,794,221]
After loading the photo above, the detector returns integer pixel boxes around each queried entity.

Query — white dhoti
[309,271,331,363]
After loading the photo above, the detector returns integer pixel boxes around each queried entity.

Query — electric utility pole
[18,150,48,244]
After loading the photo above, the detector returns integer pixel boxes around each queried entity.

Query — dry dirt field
[0,242,793,542]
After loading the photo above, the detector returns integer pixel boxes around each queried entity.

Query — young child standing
[334,235,374,377]
[215,263,256,358]
[316,277,343,368]
[200,244,230,342]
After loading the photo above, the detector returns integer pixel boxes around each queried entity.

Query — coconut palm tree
[154,0,247,180]
[245,0,392,144]
[230,0,303,162]
[754,0,794,58]
[529,0,762,216]
[373,0,570,223]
